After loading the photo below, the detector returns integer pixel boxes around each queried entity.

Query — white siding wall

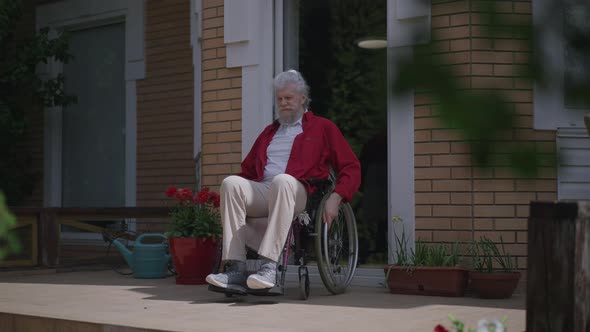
[558,128,590,200]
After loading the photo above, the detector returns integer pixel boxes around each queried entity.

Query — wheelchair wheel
[314,194,358,295]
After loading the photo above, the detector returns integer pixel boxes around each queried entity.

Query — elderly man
[206,69,360,291]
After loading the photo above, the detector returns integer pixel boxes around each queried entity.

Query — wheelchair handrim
[315,196,358,294]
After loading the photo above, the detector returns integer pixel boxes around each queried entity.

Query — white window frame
[534,0,590,202]
[37,0,144,241]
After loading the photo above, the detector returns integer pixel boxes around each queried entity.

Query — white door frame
[387,0,430,262]
[223,0,429,286]
[224,0,275,158]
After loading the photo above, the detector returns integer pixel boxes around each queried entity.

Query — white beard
[278,108,304,125]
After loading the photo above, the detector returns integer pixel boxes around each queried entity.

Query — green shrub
[0,192,21,260]
[1,0,75,205]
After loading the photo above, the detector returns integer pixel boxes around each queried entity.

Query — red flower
[208,191,219,203]
[207,191,220,208]
[196,190,210,204]
[434,325,449,332]
[175,188,193,203]
[165,186,177,198]
[165,185,222,238]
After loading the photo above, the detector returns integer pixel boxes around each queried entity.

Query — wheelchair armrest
[305,178,334,210]
[306,178,333,192]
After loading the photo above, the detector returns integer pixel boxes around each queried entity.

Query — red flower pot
[384,266,469,297]
[169,237,219,285]
[469,271,521,299]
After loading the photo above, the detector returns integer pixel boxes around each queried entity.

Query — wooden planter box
[469,271,521,299]
[384,266,468,297]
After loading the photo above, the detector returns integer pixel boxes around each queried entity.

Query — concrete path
[0,270,525,332]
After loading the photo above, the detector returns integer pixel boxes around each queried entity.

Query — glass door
[285,0,388,268]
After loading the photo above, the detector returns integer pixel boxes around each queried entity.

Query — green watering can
[110,233,171,279]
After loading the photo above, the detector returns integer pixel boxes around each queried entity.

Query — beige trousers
[220,174,308,262]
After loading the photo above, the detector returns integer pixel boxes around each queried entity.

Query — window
[37,0,144,241]
[563,2,590,109]
[62,23,126,208]
[535,0,590,200]
[534,0,590,129]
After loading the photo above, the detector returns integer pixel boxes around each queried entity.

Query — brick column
[136,0,195,206]
[201,0,243,192]
[416,0,557,272]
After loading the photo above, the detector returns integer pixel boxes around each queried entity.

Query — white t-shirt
[262,117,303,183]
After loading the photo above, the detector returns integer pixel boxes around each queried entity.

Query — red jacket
[237,111,361,202]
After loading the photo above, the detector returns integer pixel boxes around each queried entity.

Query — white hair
[273,69,311,109]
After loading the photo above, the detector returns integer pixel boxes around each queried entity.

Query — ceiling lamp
[356,37,387,49]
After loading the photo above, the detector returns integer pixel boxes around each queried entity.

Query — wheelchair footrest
[208,284,248,296]
[247,285,284,296]
[207,284,284,296]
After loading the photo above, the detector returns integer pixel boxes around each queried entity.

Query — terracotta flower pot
[384,266,469,297]
[469,271,521,299]
[169,237,219,285]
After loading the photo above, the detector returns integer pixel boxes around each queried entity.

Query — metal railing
[3,207,171,268]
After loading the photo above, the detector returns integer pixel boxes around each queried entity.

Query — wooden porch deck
[0,269,526,332]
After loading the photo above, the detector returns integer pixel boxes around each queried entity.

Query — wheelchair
[208,175,359,300]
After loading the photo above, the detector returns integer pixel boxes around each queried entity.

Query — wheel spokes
[316,197,358,294]
[325,207,350,284]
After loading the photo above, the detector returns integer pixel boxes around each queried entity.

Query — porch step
[0,312,170,332]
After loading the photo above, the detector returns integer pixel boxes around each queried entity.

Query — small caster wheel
[298,266,310,300]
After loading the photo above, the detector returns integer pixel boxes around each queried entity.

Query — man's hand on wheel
[323,192,342,229]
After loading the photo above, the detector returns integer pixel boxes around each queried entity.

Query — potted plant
[469,236,521,299]
[384,222,468,297]
[165,186,222,284]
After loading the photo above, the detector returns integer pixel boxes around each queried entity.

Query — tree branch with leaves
[0,0,76,206]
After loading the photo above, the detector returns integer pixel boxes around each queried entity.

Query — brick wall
[136,0,195,206]
[200,0,242,192]
[416,0,557,270]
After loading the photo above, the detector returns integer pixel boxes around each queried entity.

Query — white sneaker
[247,262,277,289]
[205,262,247,289]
